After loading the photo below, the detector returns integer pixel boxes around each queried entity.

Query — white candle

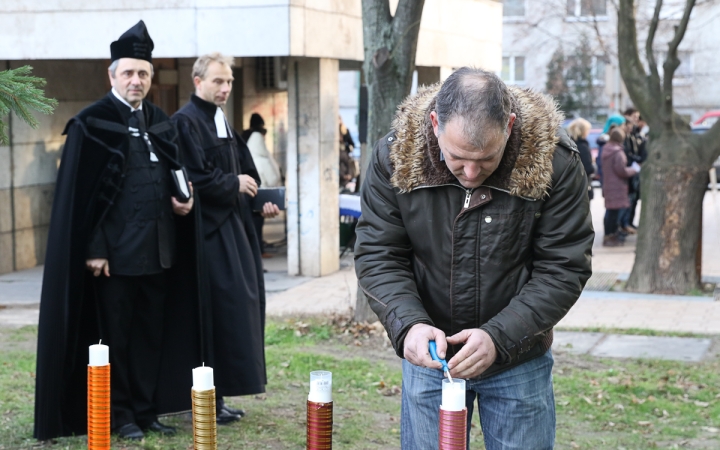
[89,343,109,366]
[193,366,214,391]
[440,378,466,411]
[308,370,332,403]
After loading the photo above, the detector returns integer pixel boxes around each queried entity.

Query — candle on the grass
[89,341,109,366]
[308,370,332,403]
[193,365,214,390]
[441,378,466,411]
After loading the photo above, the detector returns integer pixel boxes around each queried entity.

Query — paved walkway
[2,190,720,361]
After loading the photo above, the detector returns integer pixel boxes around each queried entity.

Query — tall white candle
[193,366,214,391]
[89,342,109,366]
[308,371,332,403]
[440,378,466,411]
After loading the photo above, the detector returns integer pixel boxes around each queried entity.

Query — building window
[656,50,693,83]
[503,0,525,17]
[566,55,606,85]
[567,0,607,17]
[502,56,525,85]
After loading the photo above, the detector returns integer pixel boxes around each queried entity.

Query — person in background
[339,116,358,192]
[568,118,595,200]
[601,127,639,247]
[619,107,646,234]
[242,113,283,257]
[173,53,280,425]
[596,114,626,187]
[34,21,195,441]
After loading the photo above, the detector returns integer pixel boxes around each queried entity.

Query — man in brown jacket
[354,67,593,449]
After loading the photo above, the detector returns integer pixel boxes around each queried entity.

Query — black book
[251,187,286,212]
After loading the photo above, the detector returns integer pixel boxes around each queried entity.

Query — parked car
[694,111,720,127]
[692,125,720,189]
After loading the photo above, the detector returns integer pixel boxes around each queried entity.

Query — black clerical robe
[33,93,205,440]
[173,94,267,397]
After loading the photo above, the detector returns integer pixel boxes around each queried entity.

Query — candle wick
[203,362,205,367]
[99,339,102,345]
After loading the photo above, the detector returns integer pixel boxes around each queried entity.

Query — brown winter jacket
[354,84,594,379]
[601,141,637,210]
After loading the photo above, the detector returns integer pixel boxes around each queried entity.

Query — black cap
[110,21,154,63]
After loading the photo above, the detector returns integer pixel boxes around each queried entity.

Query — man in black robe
[173,53,280,424]
[34,21,199,441]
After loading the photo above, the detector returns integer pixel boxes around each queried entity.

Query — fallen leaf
[570,441,579,449]
[694,401,709,408]
[614,404,625,411]
[637,421,652,427]
[702,426,719,433]
[582,396,594,405]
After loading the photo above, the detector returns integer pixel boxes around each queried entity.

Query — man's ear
[430,111,440,138]
[506,113,516,136]
[108,70,115,88]
[193,76,202,90]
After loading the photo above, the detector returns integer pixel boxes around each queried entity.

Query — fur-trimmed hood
[388,83,568,199]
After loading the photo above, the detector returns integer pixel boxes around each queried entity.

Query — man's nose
[130,74,142,85]
[464,163,482,180]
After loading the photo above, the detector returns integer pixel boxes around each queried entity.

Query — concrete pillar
[286,57,339,277]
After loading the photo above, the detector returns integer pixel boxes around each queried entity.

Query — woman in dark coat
[600,127,639,246]
[568,118,595,200]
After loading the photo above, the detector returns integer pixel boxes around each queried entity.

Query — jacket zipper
[463,189,472,209]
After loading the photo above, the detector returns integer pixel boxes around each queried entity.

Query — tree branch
[618,0,658,126]
[661,0,696,121]
[645,0,663,96]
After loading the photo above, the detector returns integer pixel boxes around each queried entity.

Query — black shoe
[116,423,144,440]
[222,404,246,417]
[141,420,177,436]
[216,409,241,425]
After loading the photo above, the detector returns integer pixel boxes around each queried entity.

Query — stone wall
[0,59,108,273]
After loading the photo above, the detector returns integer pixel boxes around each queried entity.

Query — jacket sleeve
[613,151,637,179]
[354,136,433,357]
[480,147,594,364]
[174,117,240,206]
[86,227,108,259]
[577,140,594,176]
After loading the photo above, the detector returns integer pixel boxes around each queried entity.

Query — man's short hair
[108,59,154,78]
[435,67,513,148]
[192,53,235,80]
[623,107,638,117]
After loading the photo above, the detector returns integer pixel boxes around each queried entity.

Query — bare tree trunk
[617,0,720,293]
[627,149,707,294]
[354,0,425,322]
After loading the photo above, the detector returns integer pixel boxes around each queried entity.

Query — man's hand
[403,323,447,370]
[86,258,110,277]
[261,202,280,218]
[239,175,258,197]
[172,182,194,216]
[446,329,497,379]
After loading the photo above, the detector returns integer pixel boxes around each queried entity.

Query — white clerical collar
[111,88,143,112]
[214,107,229,138]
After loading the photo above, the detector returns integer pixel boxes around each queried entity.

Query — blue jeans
[401,350,555,450]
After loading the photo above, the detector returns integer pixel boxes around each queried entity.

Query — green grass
[553,355,720,449]
[0,320,718,449]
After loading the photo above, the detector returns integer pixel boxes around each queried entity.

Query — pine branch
[0,66,58,145]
